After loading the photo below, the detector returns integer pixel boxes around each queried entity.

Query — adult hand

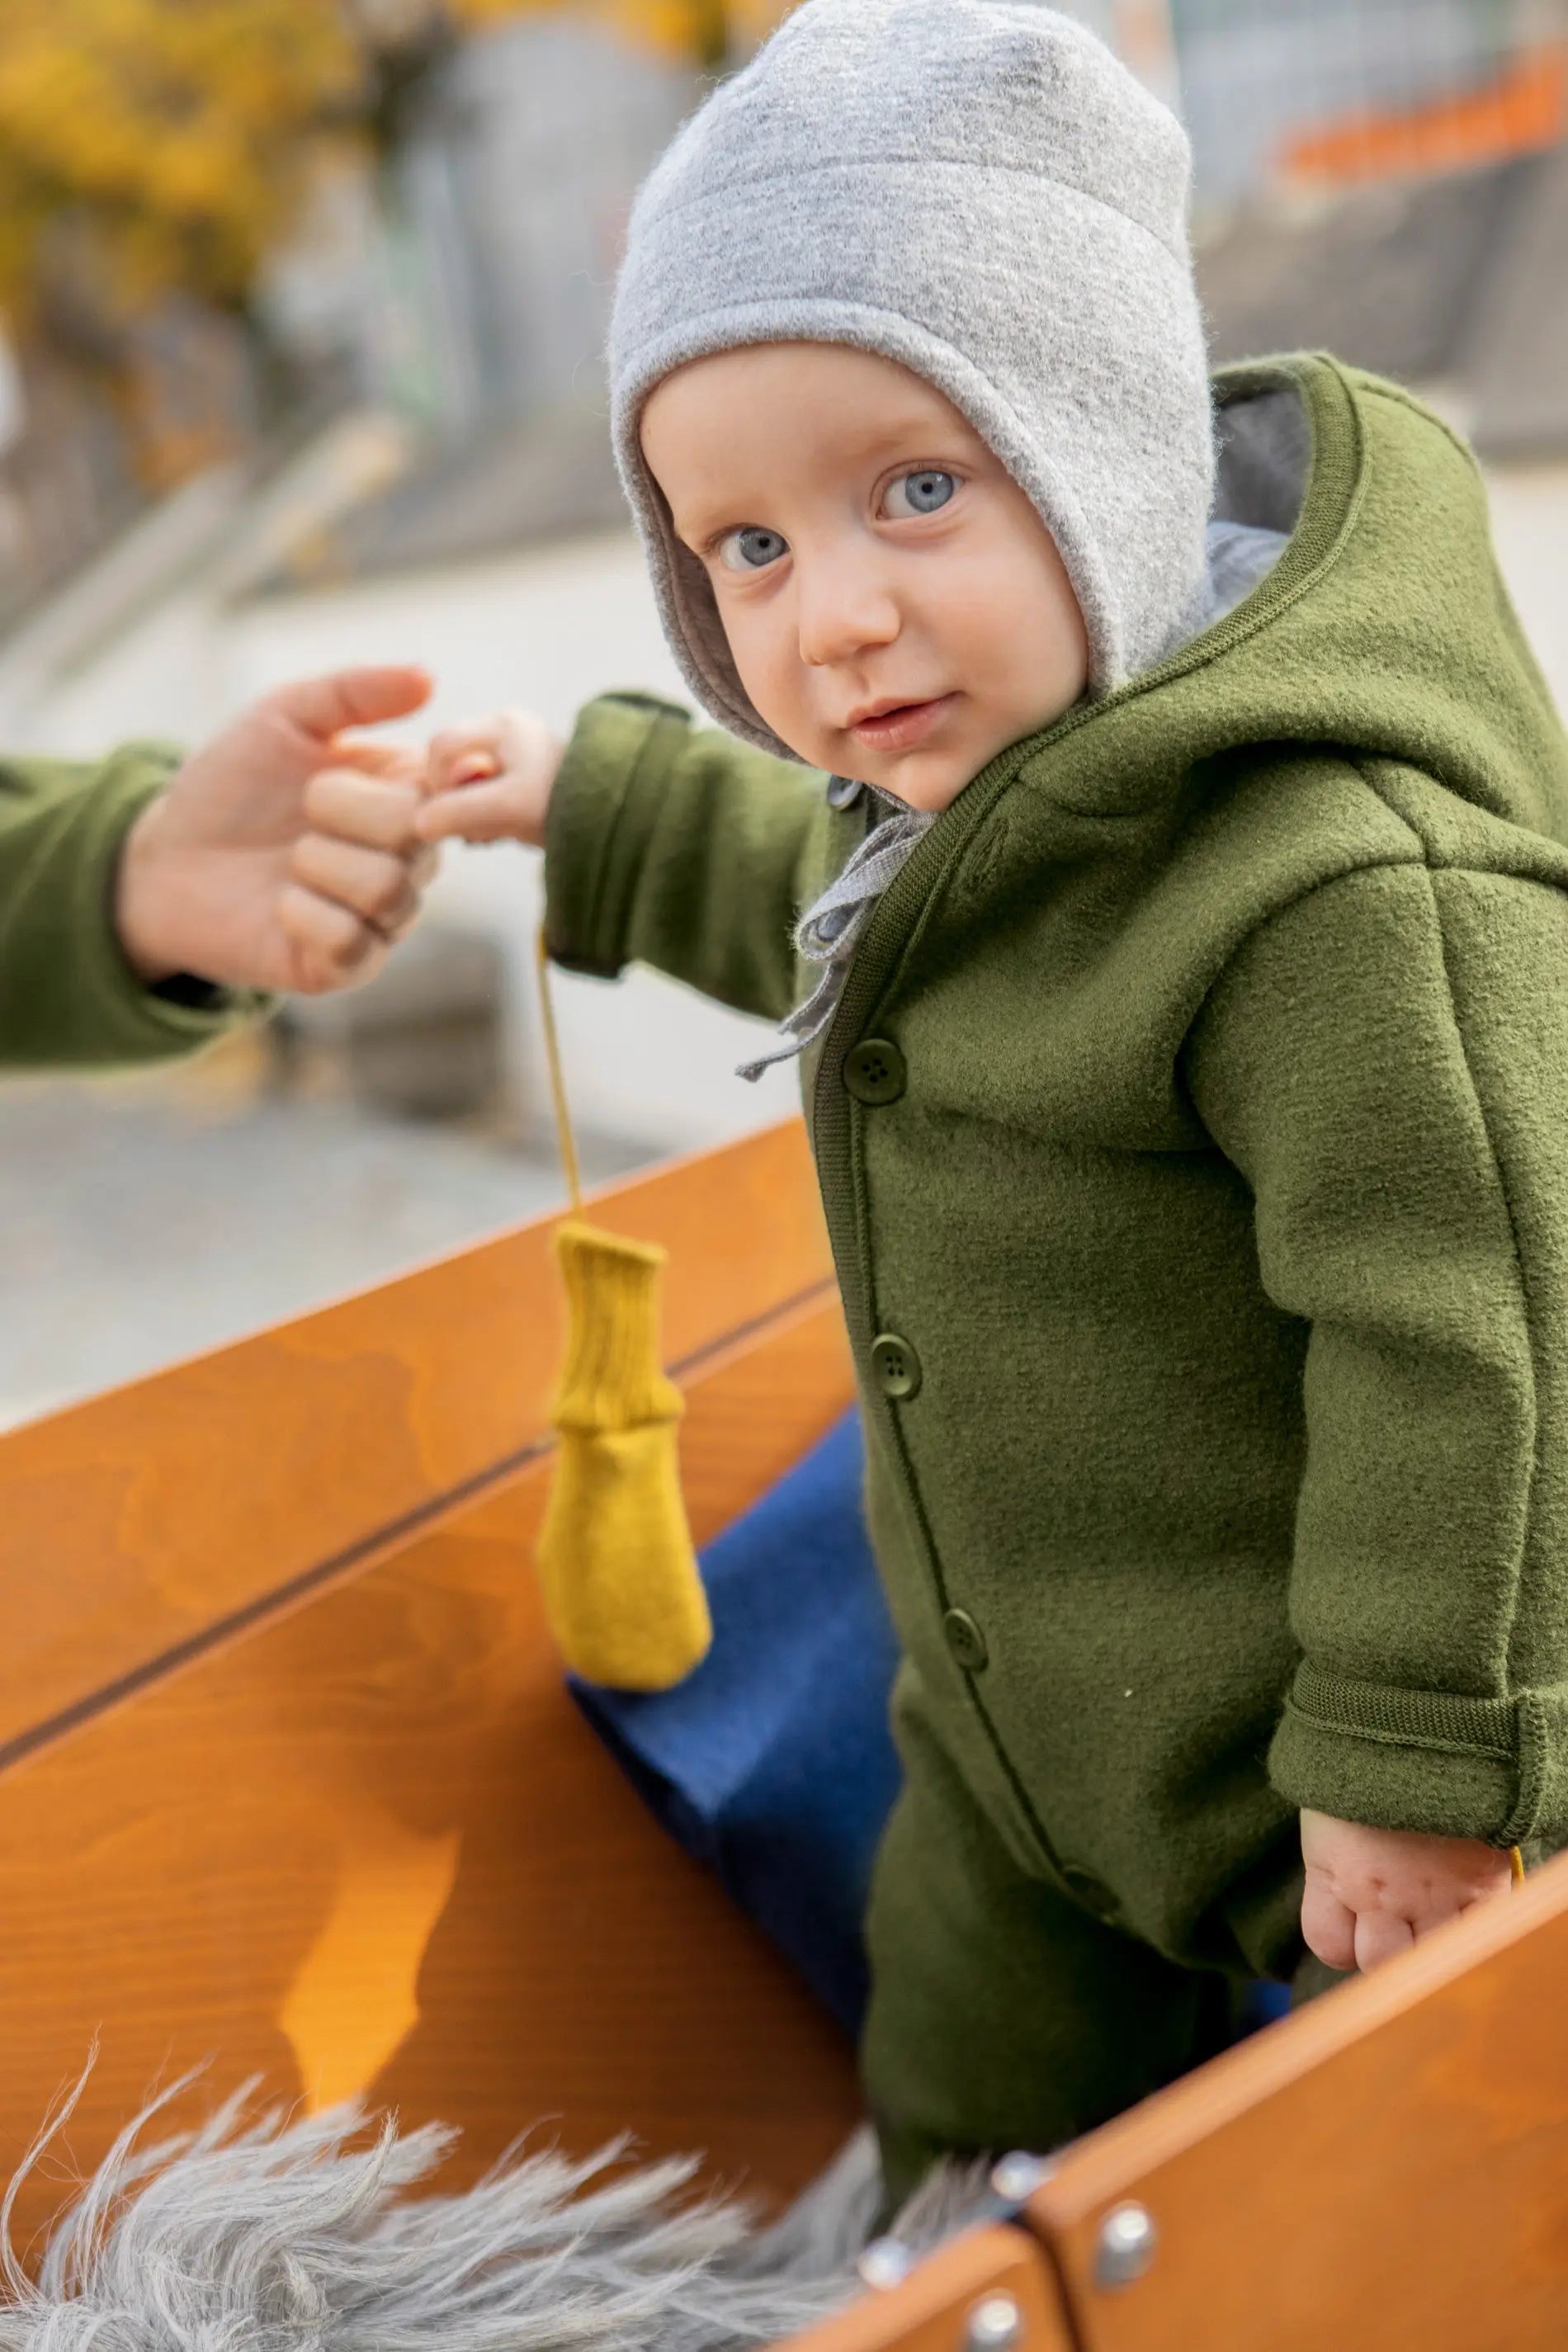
[115,665,437,997]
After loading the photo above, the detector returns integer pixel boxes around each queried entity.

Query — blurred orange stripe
[1281,45,1567,187]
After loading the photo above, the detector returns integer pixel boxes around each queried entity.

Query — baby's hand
[1300,1807,1513,1972]
[417,709,564,850]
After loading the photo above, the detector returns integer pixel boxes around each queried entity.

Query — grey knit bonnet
[609,0,1216,758]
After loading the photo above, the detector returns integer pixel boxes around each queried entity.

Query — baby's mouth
[845,694,958,753]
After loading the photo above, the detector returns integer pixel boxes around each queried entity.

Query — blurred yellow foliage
[0,0,361,314]
[456,1,796,72]
[0,0,798,319]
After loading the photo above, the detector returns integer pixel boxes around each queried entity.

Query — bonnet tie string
[738,784,935,1082]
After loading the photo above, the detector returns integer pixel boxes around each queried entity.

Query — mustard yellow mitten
[535,1219,711,1690]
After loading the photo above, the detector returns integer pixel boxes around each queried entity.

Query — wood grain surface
[25,1109,1567,2351]
[0,1120,832,1757]
[1023,1849,1568,2351]
[776,2227,1074,2352]
[0,1292,861,2242]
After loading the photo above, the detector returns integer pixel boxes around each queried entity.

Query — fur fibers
[0,2076,985,2352]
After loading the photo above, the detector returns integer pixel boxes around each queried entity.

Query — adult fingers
[269,664,432,742]
[290,832,429,937]
[415,778,527,843]
[1299,1877,1358,1972]
[304,766,424,852]
[331,734,427,785]
[276,883,385,995]
[1353,1908,1417,1972]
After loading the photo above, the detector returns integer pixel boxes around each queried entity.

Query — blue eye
[884,469,956,519]
[718,526,788,572]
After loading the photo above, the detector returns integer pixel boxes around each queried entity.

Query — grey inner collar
[1212,380,1311,536]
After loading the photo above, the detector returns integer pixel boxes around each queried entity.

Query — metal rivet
[991,2151,1051,2204]
[857,2236,915,2291]
[1093,2202,1158,2289]
[964,2293,1023,2352]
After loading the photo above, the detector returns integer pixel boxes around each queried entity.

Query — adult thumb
[269,664,432,740]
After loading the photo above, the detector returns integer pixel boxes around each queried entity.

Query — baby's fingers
[1353,1908,1417,1972]
[1300,1873,1358,1972]
[426,721,506,794]
[416,777,525,844]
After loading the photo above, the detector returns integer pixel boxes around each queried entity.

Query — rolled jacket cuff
[543,692,693,978]
[1268,1664,1561,1848]
[26,745,269,1065]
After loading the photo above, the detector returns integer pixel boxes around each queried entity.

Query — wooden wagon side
[1,1117,1565,2350]
[0,1121,860,2227]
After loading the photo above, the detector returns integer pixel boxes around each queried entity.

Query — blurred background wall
[2,0,1566,1421]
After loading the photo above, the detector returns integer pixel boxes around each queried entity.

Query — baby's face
[640,343,1089,812]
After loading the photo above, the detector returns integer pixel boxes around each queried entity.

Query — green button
[843,1037,906,1106]
[871,1332,922,1400]
[942,1608,989,1671]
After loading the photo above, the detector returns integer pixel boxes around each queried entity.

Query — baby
[420,0,1568,2201]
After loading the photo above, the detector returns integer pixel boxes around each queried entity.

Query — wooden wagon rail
[1,1116,1565,2348]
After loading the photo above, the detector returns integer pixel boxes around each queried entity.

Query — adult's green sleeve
[0,744,266,1069]
[543,692,834,1023]
[1187,857,1568,1848]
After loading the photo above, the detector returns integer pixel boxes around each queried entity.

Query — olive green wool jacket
[0,745,244,1067]
[545,356,1568,1965]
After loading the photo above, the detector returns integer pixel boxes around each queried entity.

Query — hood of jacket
[994,352,1568,842]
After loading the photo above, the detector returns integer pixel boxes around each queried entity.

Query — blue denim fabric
[570,1410,900,2035]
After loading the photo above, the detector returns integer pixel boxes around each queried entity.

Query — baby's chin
[842,749,980,815]
[771,729,975,813]
[834,717,1036,813]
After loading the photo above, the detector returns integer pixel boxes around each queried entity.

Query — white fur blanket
[0,2080,985,2351]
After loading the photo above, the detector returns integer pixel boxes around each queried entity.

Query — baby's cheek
[722,626,786,726]
[745,664,825,764]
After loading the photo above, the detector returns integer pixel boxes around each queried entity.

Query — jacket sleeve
[543,692,835,1023]
[0,743,266,1069]
[1184,857,1568,1849]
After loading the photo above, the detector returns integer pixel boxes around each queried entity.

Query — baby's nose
[796,564,900,668]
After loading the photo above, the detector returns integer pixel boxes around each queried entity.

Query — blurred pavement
[0,1046,647,1432]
